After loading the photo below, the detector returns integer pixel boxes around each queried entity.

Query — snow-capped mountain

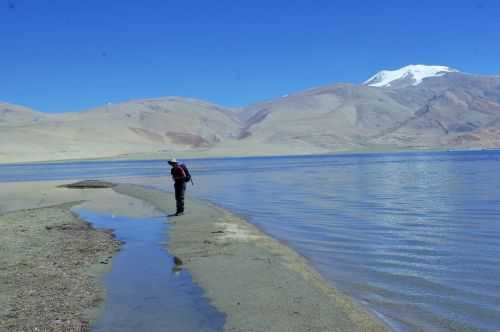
[3,65,500,163]
[364,65,458,88]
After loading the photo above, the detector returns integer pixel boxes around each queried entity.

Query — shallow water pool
[73,209,224,332]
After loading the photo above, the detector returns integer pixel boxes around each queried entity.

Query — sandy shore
[0,180,388,331]
[115,184,389,332]
[0,202,121,332]
[0,181,162,332]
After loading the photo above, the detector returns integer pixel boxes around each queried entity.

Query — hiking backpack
[180,164,192,183]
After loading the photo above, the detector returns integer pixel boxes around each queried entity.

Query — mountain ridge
[2,65,500,163]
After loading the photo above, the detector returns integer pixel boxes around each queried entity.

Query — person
[167,158,192,216]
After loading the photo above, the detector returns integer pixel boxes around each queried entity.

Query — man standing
[168,158,191,216]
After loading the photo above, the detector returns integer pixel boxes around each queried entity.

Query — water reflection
[73,209,224,332]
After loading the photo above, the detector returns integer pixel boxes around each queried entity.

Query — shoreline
[114,183,389,332]
[0,181,163,331]
[0,202,122,332]
[0,146,498,166]
[0,180,388,331]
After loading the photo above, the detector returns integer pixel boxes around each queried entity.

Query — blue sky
[1,0,499,113]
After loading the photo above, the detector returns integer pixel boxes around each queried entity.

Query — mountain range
[2,64,500,163]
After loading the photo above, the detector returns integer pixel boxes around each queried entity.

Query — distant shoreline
[1,146,498,166]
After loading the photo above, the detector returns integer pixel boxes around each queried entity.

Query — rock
[173,256,183,266]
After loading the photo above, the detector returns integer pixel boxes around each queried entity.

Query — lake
[1,150,499,331]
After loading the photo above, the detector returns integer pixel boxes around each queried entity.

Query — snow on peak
[364,65,458,88]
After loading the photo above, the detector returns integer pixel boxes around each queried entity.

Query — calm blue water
[73,209,224,332]
[2,150,500,331]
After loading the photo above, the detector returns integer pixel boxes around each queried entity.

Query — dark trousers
[174,181,186,213]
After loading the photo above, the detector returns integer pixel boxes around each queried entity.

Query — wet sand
[0,181,388,331]
[115,184,389,332]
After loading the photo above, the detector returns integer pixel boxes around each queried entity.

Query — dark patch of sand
[60,180,116,189]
